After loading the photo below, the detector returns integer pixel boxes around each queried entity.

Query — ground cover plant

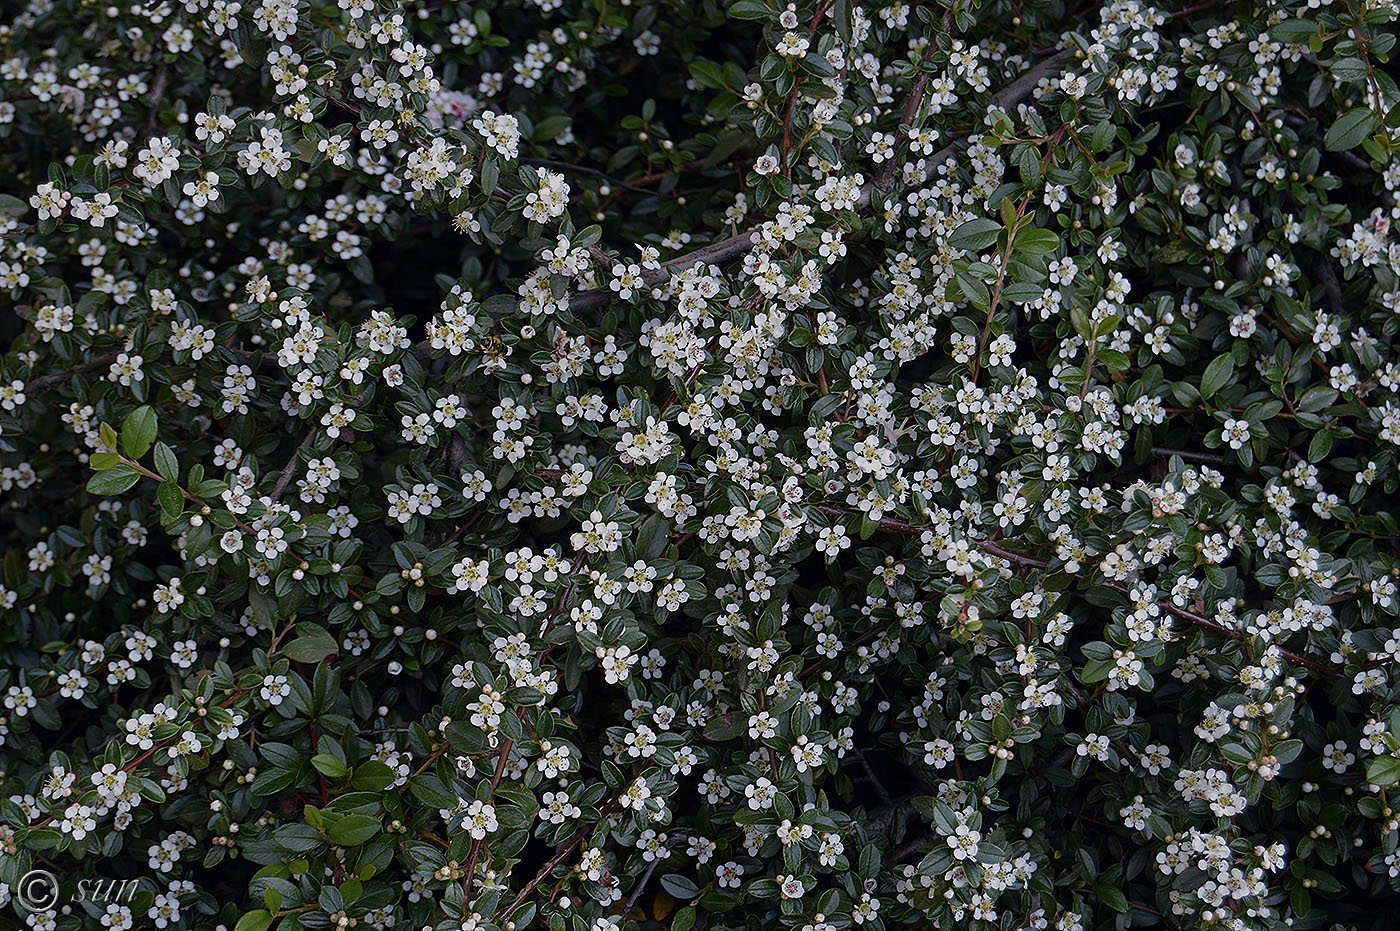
[2,0,1400,929]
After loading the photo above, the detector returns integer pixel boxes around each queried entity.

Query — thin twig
[496,797,619,922]
[622,858,660,919]
[269,430,317,503]
[811,503,1348,679]
[24,354,116,393]
[143,65,170,138]
[873,43,937,193]
[557,50,1077,318]
[520,158,660,194]
[779,0,832,177]
[462,739,514,909]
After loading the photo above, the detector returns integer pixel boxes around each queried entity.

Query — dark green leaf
[949,218,1001,253]
[283,634,337,663]
[728,0,771,19]
[153,442,179,481]
[1325,108,1378,151]
[158,480,184,519]
[1367,755,1400,786]
[1200,353,1235,398]
[326,814,381,846]
[87,464,141,495]
[1013,228,1059,255]
[660,874,701,900]
[121,405,158,459]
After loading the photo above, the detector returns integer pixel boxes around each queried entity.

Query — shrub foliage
[2,0,1400,930]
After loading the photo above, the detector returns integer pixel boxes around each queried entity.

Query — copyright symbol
[17,869,59,911]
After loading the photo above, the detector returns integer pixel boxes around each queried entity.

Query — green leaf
[728,0,771,19]
[481,154,500,195]
[1089,119,1116,151]
[660,874,701,899]
[703,715,744,742]
[87,464,141,495]
[1016,145,1040,186]
[1069,306,1092,339]
[326,813,382,846]
[1080,658,1115,684]
[1325,108,1378,151]
[799,52,836,79]
[1013,228,1059,255]
[311,754,348,780]
[1001,281,1045,304]
[634,514,671,561]
[351,760,397,791]
[1200,353,1235,399]
[1321,56,1366,84]
[234,911,273,931]
[0,193,28,220]
[153,442,179,481]
[1308,428,1334,462]
[689,60,725,89]
[121,405,158,459]
[1097,348,1130,373]
[832,0,851,41]
[954,270,990,309]
[949,218,1001,253]
[1330,57,1369,83]
[673,906,697,931]
[1096,882,1129,913]
[158,481,184,519]
[283,633,337,663]
[1271,19,1316,43]
[409,775,459,810]
[1367,755,1400,786]
[532,115,571,142]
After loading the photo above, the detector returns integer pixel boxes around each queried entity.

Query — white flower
[60,802,97,839]
[260,674,292,705]
[947,822,981,861]
[460,799,498,839]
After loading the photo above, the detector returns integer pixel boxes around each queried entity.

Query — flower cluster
[1,0,1400,930]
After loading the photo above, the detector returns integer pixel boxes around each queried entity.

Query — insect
[477,335,507,362]
[551,327,573,362]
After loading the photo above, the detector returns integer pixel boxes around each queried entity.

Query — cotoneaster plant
[1,1,1400,931]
